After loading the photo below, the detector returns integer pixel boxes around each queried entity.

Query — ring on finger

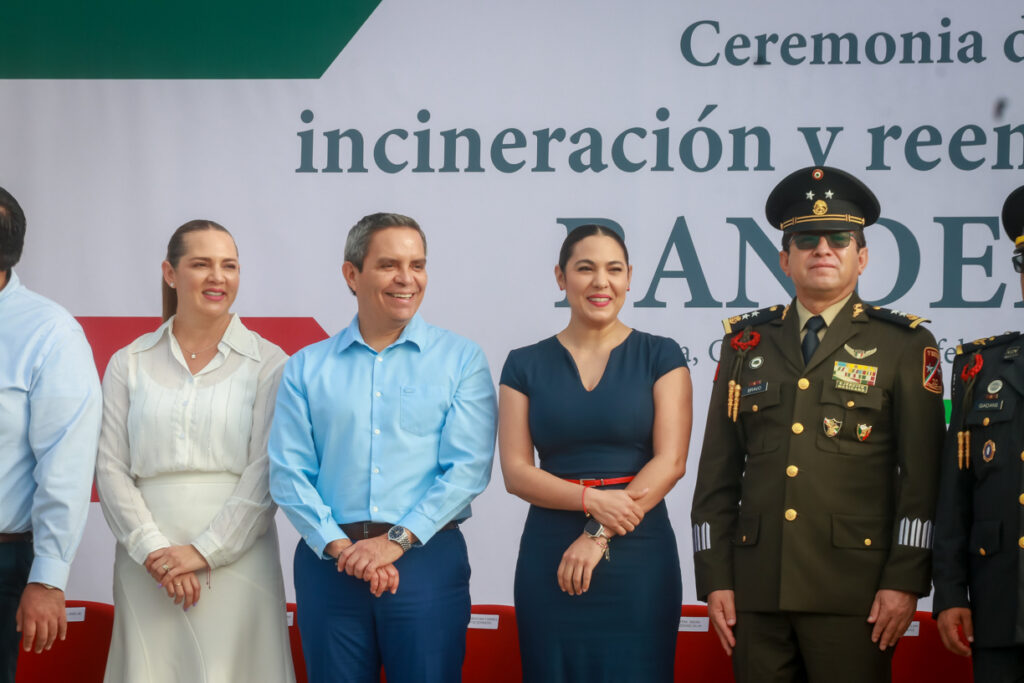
[161,564,171,573]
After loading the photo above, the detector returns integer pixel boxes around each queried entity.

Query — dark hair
[162,220,235,321]
[781,229,866,252]
[0,186,27,274]
[345,213,425,270]
[343,213,426,295]
[558,224,629,272]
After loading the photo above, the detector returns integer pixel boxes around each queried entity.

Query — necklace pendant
[190,353,197,359]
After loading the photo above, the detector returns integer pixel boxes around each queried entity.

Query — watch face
[584,519,604,537]
[388,526,406,541]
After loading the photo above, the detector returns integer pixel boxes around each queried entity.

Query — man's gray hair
[344,213,426,270]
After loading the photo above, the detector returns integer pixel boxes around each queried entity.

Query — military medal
[982,439,996,463]
[987,379,1003,394]
[1005,346,1021,360]
[843,344,877,360]
[857,424,872,442]
[957,352,984,470]
[833,361,877,394]
[823,417,842,438]
[749,356,764,369]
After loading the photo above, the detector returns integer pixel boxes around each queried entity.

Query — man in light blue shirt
[269,212,497,683]
[0,186,101,681]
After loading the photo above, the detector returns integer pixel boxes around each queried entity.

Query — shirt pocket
[732,512,760,547]
[968,519,1002,557]
[965,379,1017,480]
[739,382,781,454]
[817,384,887,455]
[831,513,891,551]
[399,385,451,436]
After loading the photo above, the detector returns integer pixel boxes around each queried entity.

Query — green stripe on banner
[0,0,380,78]
[944,398,952,424]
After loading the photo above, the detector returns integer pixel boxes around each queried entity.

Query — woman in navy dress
[499,225,692,682]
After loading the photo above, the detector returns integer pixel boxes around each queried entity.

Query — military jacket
[933,331,1024,647]
[691,294,945,615]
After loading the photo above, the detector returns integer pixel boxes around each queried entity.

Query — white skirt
[103,472,295,683]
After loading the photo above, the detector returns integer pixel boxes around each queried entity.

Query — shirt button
[372,506,379,513]
[846,400,855,408]
[785,509,797,521]
[786,465,798,478]
[791,423,804,435]
[375,391,382,397]
[797,378,810,390]
[373,428,381,435]
[376,357,383,363]
[983,417,991,426]
[863,538,872,547]
[752,405,759,412]
[373,468,380,474]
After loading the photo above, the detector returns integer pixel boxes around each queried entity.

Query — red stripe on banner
[77,316,330,502]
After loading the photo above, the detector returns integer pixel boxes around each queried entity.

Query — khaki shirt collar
[795,293,853,338]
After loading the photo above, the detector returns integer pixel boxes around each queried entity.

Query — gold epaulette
[864,305,930,329]
[955,331,1021,356]
[722,305,785,334]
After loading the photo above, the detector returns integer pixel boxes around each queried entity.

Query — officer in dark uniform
[933,185,1024,682]
[691,166,946,683]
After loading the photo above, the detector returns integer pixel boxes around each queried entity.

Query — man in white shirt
[0,185,101,681]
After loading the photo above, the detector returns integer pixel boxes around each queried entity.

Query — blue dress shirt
[0,271,101,589]
[268,313,497,558]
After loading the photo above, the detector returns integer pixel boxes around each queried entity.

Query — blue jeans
[294,528,471,683]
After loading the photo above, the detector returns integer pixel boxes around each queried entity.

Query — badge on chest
[832,361,878,394]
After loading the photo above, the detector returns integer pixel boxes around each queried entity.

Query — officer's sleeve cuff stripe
[693,522,711,552]
[897,517,933,549]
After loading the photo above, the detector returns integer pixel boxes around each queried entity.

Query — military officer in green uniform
[933,185,1024,682]
[691,166,946,683]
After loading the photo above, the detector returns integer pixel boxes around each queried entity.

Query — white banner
[4,0,1022,609]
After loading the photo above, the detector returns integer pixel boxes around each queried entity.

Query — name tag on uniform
[741,381,768,397]
[833,361,877,394]
[974,400,1003,411]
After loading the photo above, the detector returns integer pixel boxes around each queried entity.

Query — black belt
[0,533,31,543]
[339,520,459,540]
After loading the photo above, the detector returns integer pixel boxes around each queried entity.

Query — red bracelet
[582,485,589,517]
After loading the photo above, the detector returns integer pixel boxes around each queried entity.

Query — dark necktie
[802,315,826,364]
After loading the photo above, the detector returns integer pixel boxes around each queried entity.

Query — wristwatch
[387,525,413,552]
[584,518,606,539]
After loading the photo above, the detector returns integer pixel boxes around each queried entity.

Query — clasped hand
[557,533,607,596]
[144,545,209,611]
[328,537,401,597]
[585,487,647,535]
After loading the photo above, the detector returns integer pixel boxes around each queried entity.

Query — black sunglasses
[791,232,853,250]
[1013,250,1024,273]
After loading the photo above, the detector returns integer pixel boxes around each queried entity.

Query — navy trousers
[294,528,471,683]
[973,646,1024,683]
[0,541,32,683]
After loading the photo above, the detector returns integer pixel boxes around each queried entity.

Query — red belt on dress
[561,476,635,487]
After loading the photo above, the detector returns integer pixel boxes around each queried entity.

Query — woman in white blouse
[96,220,295,682]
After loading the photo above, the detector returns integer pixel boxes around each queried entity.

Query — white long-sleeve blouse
[96,314,287,569]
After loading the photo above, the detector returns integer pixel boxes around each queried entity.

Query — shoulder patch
[722,305,785,334]
[955,331,1021,356]
[865,306,930,329]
